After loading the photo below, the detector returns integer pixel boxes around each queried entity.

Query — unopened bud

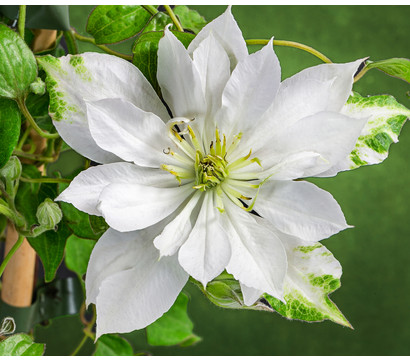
[36,198,62,229]
[0,156,22,181]
[29,77,46,95]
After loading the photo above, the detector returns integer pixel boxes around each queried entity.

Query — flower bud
[29,77,46,95]
[0,156,22,181]
[36,198,63,229]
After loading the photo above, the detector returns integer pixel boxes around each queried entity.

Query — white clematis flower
[38,7,383,337]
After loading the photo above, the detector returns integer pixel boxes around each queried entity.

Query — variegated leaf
[264,239,351,328]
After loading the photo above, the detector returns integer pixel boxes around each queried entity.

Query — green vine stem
[246,39,332,64]
[142,5,158,16]
[164,5,184,32]
[0,234,25,278]
[63,29,79,55]
[16,98,60,139]
[20,177,71,184]
[17,5,26,40]
[72,30,133,61]
[12,150,54,163]
[71,304,97,356]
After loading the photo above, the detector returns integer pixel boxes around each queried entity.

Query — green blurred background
[34,5,410,356]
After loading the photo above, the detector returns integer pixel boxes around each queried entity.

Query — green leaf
[142,11,172,32]
[26,91,55,133]
[0,99,20,169]
[174,5,207,34]
[264,240,351,328]
[15,178,69,282]
[0,333,45,356]
[93,334,133,356]
[146,292,201,347]
[341,92,410,171]
[132,30,194,92]
[86,5,152,45]
[65,235,96,279]
[0,23,37,100]
[367,57,410,83]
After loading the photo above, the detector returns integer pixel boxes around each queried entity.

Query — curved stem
[72,31,133,61]
[354,67,370,83]
[16,99,60,139]
[18,5,26,40]
[16,125,31,151]
[13,150,54,162]
[246,39,332,64]
[63,30,79,55]
[142,5,158,16]
[20,177,71,184]
[0,234,25,278]
[164,5,184,32]
[70,304,96,356]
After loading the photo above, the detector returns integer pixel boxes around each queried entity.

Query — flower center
[194,153,228,191]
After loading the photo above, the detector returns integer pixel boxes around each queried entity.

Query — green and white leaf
[146,292,201,347]
[0,333,45,356]
[0,24,37,100]
[367,57,410,83]
[93,334,133,356]
[264,239,351,328]
[319,91,409,176]
[86,5,152,44]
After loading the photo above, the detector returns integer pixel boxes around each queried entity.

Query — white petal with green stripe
[264,238,351,328]
[319,91,409,176]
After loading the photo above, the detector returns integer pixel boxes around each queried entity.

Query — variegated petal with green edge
[264,237,352,328]
[37,53,169,164]
[318,92,409,176]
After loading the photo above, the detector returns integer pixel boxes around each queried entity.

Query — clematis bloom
[38,7,398,337]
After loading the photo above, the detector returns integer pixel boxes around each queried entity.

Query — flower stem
[72,30,133,61]
[17,5,26,40]
[63,30,79,55]
[246,39,332,64]
[142,5,158,16]
[164,5,184,32]
[12,150,54,162]
[70,304,96,356]
[16,99,60,140]
[20,176,71,184]
[0,234,25,278]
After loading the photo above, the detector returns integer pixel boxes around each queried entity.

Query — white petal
[157,29,206,118]
[38,53,169,163]
[255,180,350,242]
[98,182,194,232]
[192,33,230,122]
[86,98,175,167]
[282,59,364,113]
[154,192,202,257]
[256,111,368,177]
[240,283,263,306]
[224,200,287,300]
[188,6,248,70]
[56,163,176,216]
[87,228,188,338]
[217,39,280,138]
[178,191,231,286]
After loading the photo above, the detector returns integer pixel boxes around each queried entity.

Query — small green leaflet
[0,23,37,100]
[367,58,410,83]
[341,92,409,170]
[174,5,207,34]
[86,5,152,44]
[93,334,134,356]
[65,235,96,280]
[146,292,201,347]
[264,240,351,328]
[0,333,45,356]
[0,98,20,169]
[132,30,194,93]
